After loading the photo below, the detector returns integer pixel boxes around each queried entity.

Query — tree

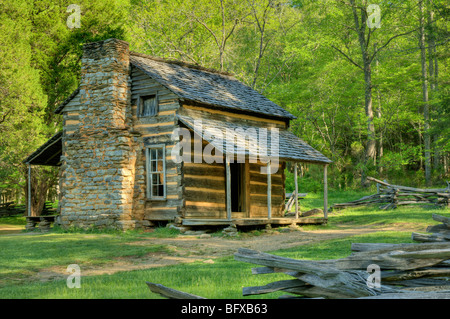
[0,0,129,214]
[328,0,419,185]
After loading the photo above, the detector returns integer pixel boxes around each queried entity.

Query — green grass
[295,190,446,231]
[0,231,416,299]
[0,191,448,299]
[0,232,169,285]
[0,214,27,226]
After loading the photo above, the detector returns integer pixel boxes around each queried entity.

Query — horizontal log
[183,177,225,190]
[242,279,306,296]
[234,248,385,298]
[427,224,450,234]
[396,200,438,206]
[351,242,450,253]
[367,176,449,193]
[145,282,206,299]
[251,266,297,275]
[145,208,179,220]
[381,267,450,282]
[282,285,357,299]
[184,165,225,176]
[323,248,450,270]
[412,232,450,242]
[388,277,450,288]
[432,214,450,227]
[184,190,226,203]
[358,291,450,299]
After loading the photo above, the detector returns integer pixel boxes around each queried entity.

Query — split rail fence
[332,177,450,210]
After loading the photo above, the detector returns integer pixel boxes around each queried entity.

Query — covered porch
[177,109,332,227]
[22,131,62,218]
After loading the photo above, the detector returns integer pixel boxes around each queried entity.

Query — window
[139,94,158,117]
[146,145,166,200]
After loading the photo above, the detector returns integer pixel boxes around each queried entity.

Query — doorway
[229,162,247,214]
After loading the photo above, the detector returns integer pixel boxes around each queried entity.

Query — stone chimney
[80,38,130,130]
[59,38,137,230]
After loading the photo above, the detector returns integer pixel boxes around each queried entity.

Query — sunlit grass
[0,232,169,284]
[0,190,448,299]
[0,231,416,299]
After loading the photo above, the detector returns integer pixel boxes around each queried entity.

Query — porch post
[27,163,31,217]
[324,164,328,219]
[226,156,232,221]
[267,160,271,220]
[294,163,299,219]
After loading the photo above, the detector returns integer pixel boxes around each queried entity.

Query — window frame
[145,144,166,201]
[138,93,159,117]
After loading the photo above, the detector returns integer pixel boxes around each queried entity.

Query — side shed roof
[23,131,62,166]
[176,109,331,164]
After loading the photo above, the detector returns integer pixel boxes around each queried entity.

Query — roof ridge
[130,51,234,77]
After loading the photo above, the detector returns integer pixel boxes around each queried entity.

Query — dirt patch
[0,225,24,235]
[32,224,410,281]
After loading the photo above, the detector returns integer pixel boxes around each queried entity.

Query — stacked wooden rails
[146,243,450,299]
[412,213,450,243]
[332,177,450,210]
[0,202,26,216]
[235,243,450,299]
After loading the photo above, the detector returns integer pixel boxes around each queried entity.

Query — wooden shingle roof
[177,109,331,164]
[23,131,63,166]
[130,53,296,120]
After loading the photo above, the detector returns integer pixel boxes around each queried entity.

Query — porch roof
[176,110,332,165]
[23,131,62,166]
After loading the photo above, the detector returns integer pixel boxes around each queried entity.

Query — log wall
[179,105,287,220]
[130,66,183,223]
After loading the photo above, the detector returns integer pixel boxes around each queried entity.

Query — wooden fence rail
[332,177,450,210]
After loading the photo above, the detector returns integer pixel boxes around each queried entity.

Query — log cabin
[24,38,332,230]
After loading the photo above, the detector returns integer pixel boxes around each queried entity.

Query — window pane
[142,96,157,116]
[157,160,163,172]
[151,160,157,172]
[157,148,163,159]
[147,146,165,199]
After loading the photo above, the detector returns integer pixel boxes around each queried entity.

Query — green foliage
[0,0,129,204]
[1,0,448,206]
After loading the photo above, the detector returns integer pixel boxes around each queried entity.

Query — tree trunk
[427,0,441,173]
[350,1,376,186]
[374,44,383,174]
[419,0,431,185]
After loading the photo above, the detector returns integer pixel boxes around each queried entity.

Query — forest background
[0,0,448,209]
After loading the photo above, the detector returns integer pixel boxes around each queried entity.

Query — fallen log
[351,242,450,253]
[319,248,450,271]
[242,279,306,296]
[427,224,450,234]
[412,232,450,242]
[145,282,206,299]
[358,291,450,299]
[433,214,450,228]
[381,267,450,282]
[235,248,398,299]
[366,177,450,194]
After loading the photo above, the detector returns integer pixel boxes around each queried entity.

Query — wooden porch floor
[182,217,327,227]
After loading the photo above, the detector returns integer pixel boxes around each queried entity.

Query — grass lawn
[0,190,448,299]
[0,231,415,299]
